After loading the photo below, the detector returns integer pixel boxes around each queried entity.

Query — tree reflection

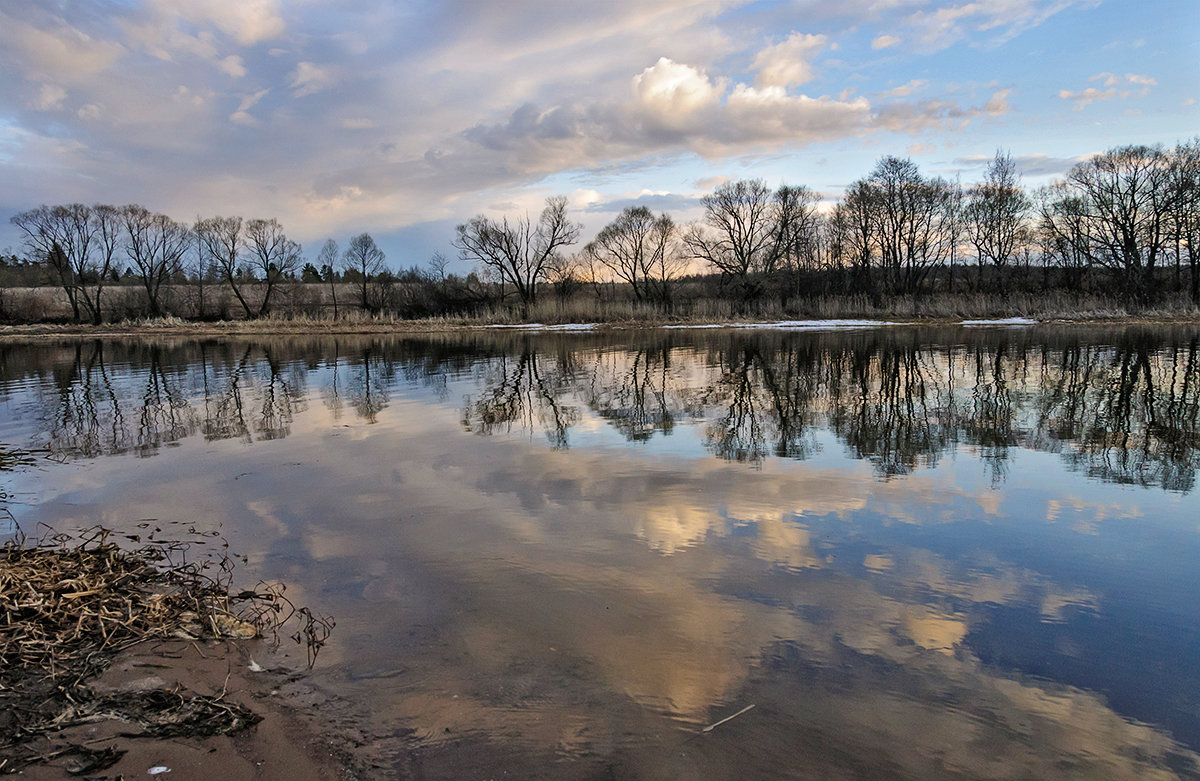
[457,329,1200,491]
[463,348,580,448]
[7,330,1199,492]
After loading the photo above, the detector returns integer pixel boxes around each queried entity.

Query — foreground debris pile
[0,525,333,774]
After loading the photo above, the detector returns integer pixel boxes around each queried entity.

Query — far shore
[1,312,1198,341]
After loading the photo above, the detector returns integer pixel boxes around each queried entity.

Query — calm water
[2,326,1199,779]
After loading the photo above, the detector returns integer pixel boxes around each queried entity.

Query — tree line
[454,140,1200,310]
[6,139,1199,323]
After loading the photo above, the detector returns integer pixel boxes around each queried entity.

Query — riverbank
[0,528,352,778]
[0,310,1196,341]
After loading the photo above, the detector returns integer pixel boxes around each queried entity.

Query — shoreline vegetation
[0,301,1195,341]
[2,143,1197,332]
[0,520,338,777]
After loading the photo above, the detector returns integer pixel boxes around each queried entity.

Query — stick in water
[702,704,756,733]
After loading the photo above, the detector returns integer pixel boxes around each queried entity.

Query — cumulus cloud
[632,57,721,127]
[752,33,828,87]
[872,34,901,49]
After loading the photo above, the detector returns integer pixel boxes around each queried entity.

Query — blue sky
[0,0,1196,273]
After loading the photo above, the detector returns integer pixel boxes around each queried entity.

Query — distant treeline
[4,139,1199,324]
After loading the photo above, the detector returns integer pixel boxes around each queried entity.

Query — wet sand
[17,639,358,780]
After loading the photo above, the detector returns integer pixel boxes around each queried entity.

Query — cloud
[880,79,928,97]
[984,88,1012,115]
[1058,86,1116,110]
[953,153,1085,177]
[230,88,269,126]
[583,191,704,214]
[903,0,1100,52]
[1061,72,1155,109]
[290,62,339,98]
[0,9,126,84]
[752,33,828,87]
[872,34,901,50]
[30,83,67,111]
[216,55,246,78]
[157,0,286,46]
[632,57,721,126]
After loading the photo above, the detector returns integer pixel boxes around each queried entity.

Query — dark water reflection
[2,327,1200,779]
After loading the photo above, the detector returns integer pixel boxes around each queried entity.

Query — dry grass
[0,524,333,774]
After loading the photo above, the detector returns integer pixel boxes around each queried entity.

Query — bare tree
[772,184,822,300]
[195,216,252,318]
[243,218,301,317]
[864,156,957,295]
[965,151,1031,288]
[10,203,120,323]
[1168,139,1200,304]
[122,205,190,316]
[341,233,387,313]
[829,181,878,298]
[684,179,780,296]
[585,206,677,303]
[317,239,340,318]
[1041,145,1180,299]
[453,196,581,307]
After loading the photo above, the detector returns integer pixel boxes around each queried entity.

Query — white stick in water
[702,704,756,733]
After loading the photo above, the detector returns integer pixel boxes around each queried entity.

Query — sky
[0,0,1197,273]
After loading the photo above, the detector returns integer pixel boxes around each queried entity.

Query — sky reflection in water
[1,327,1198,779]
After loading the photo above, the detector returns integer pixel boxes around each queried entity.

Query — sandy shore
[16,638,358,780]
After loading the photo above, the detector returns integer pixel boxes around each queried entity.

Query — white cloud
[881,79,928,97]
[872,34,901,50]
[290,62,339,98]
[216,55,246,78]
[752,33,828,87]
[0,10,125,84]
[1057,86,1116,110]
[984,88,1012,115]
[30,83,67,111]
[903,0,1099,52]
[230,88,269,125]
[340,118,377,130]
[632,57,721,125]
[153,0,286,46]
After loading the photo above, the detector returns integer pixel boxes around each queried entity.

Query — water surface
[2,326,1198,779]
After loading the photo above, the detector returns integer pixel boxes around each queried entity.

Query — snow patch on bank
[479,323,600,332]
[664,319,899,331]
[959,317,1039,327]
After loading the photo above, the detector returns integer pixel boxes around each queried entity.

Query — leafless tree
[122,205,190,316]
[684,179,780,295]
[864,156,957,294]
[453,196,581,307]
[1168,139,1200,304]
[965,151,1032,286]
[1041,145,1181,299]
[316,238,340,318]
[341,232,387,313]
[10,203,120,323]
[829,181,878,296]
[586,206,678,304]
[242,218,301,317]
[195,216,253,318]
